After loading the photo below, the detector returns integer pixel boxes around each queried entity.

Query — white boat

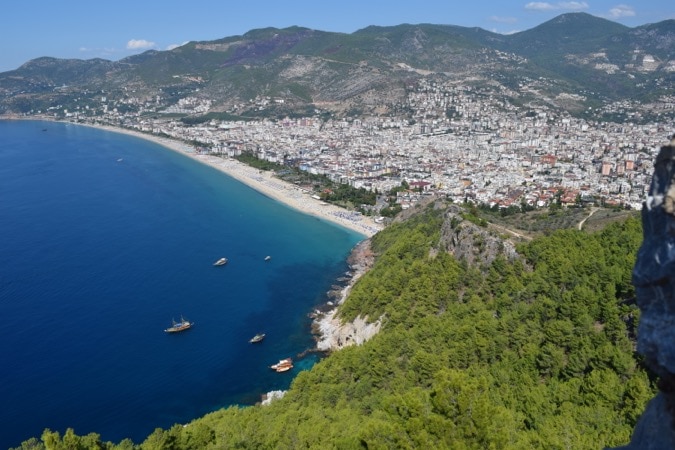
[249,333,265,343]
[213,257,228,266]
[264,256,271,261]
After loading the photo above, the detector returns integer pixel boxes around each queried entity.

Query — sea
[0,120,363,448]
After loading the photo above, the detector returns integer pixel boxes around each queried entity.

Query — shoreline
[314,239,381,352]
[96,123,385,351]
[79,122,384,238]
[7,118,384,348]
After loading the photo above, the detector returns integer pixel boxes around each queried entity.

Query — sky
[1,0,673,73]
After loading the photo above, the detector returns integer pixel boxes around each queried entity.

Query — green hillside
[18,201,652,449]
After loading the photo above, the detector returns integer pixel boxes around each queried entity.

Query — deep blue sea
[0,120,363,448]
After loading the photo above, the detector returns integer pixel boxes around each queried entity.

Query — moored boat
[213,257,228,266]
[270,358,293,372]
[275,364,292,372]
[164,316,193,333]
[249,333,265,343]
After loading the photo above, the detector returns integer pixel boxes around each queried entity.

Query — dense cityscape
[25,76,675,213]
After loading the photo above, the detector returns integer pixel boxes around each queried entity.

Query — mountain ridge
[1,13,673,119]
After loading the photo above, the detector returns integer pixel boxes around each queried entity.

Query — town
[31,76,675,213]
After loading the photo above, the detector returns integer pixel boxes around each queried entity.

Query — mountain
[505,13,630,56]
[0,13,673,119]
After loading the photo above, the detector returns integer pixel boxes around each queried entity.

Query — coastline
[314,239,381,352]
[93,123,385,393]
[4,118,384,350]
[79,122,383,238]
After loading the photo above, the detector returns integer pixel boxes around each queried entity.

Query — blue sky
[1,0,673,72]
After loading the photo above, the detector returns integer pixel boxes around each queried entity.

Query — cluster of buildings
[56,78,675,211]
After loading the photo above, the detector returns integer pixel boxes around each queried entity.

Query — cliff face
[439,204,520,268]
[395,200,520,269]
[613,138,675,449]
[315,239,381,352]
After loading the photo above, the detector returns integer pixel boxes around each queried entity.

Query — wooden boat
[249,333,265,343]
[164,316,193,333]
[275,364,292,372]
[270,358,293,372]
[213,257,228,266]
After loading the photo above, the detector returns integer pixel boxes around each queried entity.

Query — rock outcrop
[395,199,520,269]
[439,204,520,268]
[314,239,382,352]
[613,137,675,449]
[315,311,382,351]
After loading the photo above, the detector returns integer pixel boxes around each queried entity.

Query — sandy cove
[82,124,384,238]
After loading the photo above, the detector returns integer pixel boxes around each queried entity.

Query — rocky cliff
[314,239,382,351]
[613,137,675,449]
[397,199,520,268]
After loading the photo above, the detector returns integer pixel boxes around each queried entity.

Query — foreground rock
[613,137,675,449]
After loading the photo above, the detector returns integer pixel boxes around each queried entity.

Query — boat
[264,256,271,261]
[270,358,293,372]
[275,364,293,372]
[213,257,228,266]
[164,316,193,333]
[249,333,265,343]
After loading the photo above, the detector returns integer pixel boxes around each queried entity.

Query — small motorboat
[264,256,271,261]
[213,257,228,266]
[249,333,265,343]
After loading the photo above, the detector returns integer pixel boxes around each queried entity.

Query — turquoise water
[0,120,363,447]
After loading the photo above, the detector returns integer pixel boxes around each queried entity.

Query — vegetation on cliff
[17,202,652,449]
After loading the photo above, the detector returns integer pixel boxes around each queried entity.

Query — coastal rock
[346,239,375,274]
[611,138,675,449]
[314,239,380,351]
[261,390,286,406]
[316,310,383,352]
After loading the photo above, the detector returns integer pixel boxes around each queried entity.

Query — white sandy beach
[84,124,384,237]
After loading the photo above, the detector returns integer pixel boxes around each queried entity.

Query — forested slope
[19,201,652,449]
